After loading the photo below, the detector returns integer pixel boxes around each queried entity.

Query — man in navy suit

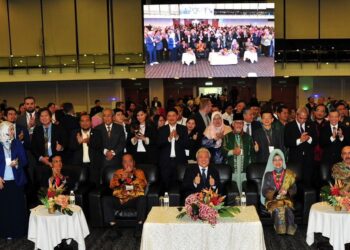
[181,148,221,199]
[145,31,157,66]
[158,108,189,192]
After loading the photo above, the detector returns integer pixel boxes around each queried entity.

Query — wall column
[256,77,272,102]
[149,79,164,106]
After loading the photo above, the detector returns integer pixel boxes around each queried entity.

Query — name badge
[269,146,275,153]
[240,149,244,156]
[125,185,134,191]
[185,149,190,157]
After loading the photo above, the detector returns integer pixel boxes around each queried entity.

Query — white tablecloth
[208,52,238,65]
[140,206,265,250]
[307,202,350,250]
[28,205,90,250]
[243,51,258,63]
[182,53,196,65]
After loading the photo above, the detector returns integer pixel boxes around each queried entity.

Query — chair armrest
[146,182,160,212]
[302,186,317,224]
[88,186,110,228]
[224,181,239,206]
[168,183,181,206]
[244,181,259,207]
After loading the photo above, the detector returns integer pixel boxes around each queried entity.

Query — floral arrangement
[39,182,73,216]
[320,183,350,211]
[176,188,240,226]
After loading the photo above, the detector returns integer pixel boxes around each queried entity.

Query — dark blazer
[60,114,80,135]
[284,121,318,162]
[186,130,201,161]
[157,124,189,167]
[253,127,285,163]
[181,165,221,198]
[320,122,348,165]
[0,139,28,187]
[14,124,30,149]
[129,123,158,164]
[69,128,103,165]
[17,112,40,130]
[31,124,68,161]
[95,123,126,163]
[90,106,103,117]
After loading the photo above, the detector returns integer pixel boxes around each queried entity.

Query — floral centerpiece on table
[38,182,73,215]
[320,183,350,211]
[220,48,230,56]
[176,188,240,226]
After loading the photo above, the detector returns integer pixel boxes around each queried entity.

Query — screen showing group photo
[143,3,275,78]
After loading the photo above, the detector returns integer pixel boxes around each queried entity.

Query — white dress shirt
[81,129,91,163]
[169,124,177,157]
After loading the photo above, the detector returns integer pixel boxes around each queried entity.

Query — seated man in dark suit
[69,114,103,186]
[181,147,221,199]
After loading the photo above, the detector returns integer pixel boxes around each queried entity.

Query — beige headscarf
[203,111,231,147]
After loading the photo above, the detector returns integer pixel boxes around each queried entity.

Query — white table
[208,52,238,65]
[28,205,90,250]
[140,206,265,250]
[243,51,258,63]
[182,52,196,65]
[307,202,350,250]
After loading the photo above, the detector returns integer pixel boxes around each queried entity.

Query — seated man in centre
[102,153,147,230]
[181,147,221,199]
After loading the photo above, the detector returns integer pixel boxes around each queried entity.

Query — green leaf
[176,211,187,219]
[218,209,235,217]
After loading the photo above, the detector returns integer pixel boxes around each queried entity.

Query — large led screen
[144,3,275,78]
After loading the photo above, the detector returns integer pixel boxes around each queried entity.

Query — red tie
[55,177,61,187]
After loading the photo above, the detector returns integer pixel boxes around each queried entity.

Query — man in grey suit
[95,108,126,183]
[16,96,40,135]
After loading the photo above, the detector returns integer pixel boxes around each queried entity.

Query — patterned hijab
[260,149,287,205]
[0,121,14,150]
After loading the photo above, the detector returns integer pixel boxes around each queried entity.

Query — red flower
[47,190,56,198]
[331,186,340,196]
[210,196,220,206]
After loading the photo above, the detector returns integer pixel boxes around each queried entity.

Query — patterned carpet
[0,225,338,250]
[145,57,274,78]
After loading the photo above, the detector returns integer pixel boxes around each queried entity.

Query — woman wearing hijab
[0,121,28,239]
[202,111,232,164]
[261,149,297,235]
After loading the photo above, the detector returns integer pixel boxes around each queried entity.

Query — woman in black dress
[0,121,28,239]
[185,118,200,162]
[129,108,158,164]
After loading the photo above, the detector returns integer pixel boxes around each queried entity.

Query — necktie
[300,125,305,134]
[333,126,337,135]
[44,128,49,156]
[107,125,111,138]
[246,124,251,135]
[201,168,207,183]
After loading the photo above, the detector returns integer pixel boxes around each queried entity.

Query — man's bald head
[341,146,350,166]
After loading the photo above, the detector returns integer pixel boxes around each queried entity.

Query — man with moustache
[332,146,350,193]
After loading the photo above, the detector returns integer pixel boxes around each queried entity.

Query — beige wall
[77,0,108,54]
[114,0,142,53]
[0,0,10,57]
[43,0,76,55]
[9,0,42,56]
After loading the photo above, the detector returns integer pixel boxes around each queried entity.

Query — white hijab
[0,121,14,150]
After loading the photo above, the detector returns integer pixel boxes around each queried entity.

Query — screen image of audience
[1,91,350,238]
[144,23,274,65]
